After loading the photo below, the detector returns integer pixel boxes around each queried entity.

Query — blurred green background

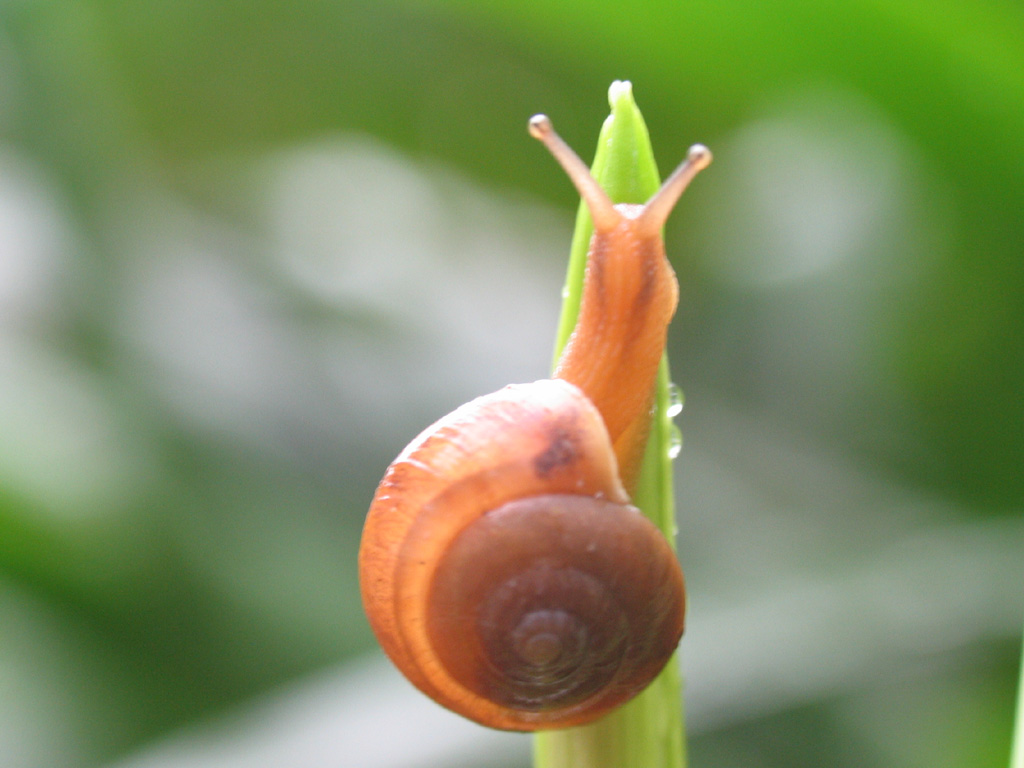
[1,1,1022,767]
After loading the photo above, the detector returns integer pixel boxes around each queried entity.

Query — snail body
[359,115,710,731]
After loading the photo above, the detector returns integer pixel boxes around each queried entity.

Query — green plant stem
[534,80,686,768]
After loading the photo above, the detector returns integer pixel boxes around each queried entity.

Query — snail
[359,114,711,731]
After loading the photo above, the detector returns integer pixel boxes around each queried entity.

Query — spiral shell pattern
[359,379,685,730]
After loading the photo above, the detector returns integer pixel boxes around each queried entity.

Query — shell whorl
[429,494,684,728]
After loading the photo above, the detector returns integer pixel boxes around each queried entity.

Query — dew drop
[667,383,684,418]
[668,424,683,459]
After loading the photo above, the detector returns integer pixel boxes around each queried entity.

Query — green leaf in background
[2,2,1021,766]
[1013,632,1024,768]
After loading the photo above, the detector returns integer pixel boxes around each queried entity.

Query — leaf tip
[608,80,634,110]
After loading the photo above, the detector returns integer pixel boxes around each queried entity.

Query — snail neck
[553,214,678,490]
[531,115,708,491]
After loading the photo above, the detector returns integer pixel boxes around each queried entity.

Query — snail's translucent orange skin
[358,116,710,731]
[554,203,679,490]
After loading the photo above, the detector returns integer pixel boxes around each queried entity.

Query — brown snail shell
[360,379,684,730]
